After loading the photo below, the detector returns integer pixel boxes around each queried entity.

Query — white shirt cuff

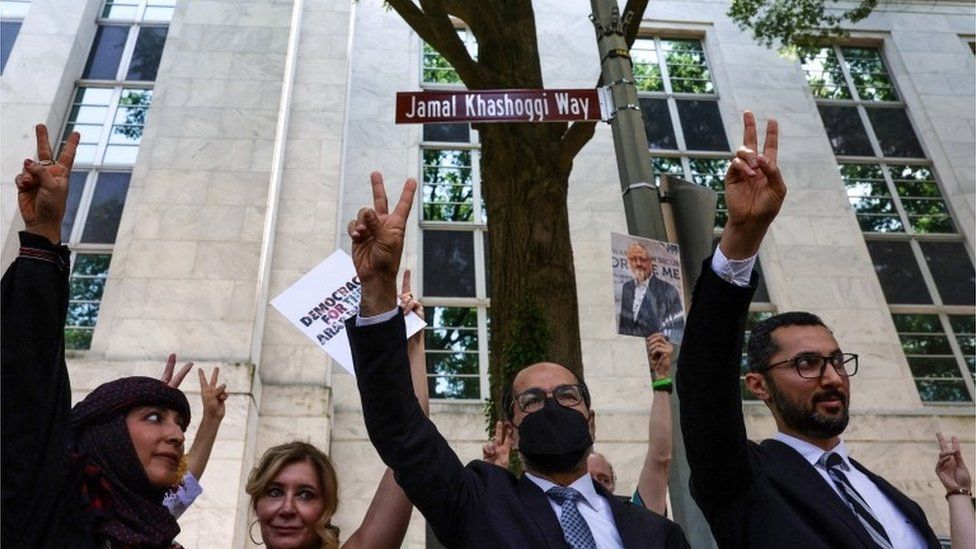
[711,246,757,287]
[356,307,399,326]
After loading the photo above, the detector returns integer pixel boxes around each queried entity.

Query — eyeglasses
[757,352,859,379]
[510,384,588,414]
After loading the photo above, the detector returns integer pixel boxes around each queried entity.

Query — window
[421,27,476,86]
[418,30,489,401]
[799,45,975,402]
[0,0,30,73]
[59,0,171,349]
[636,36,775,398]
[633,37,731,226]
[420,123,490,400]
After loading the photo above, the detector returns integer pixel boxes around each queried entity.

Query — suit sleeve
[346,313,480,545]
[1,232,73,542]
[674,258,757,514]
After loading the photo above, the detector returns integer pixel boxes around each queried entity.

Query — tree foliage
[728,0,878,48]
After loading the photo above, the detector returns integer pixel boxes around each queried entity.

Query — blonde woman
[245,272,427,549]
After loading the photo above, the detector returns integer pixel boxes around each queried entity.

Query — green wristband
[652,377,672,391]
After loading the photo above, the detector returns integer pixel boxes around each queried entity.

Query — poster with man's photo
[611,233,686,344]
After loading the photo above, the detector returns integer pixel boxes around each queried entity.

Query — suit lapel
[596,483,643,546]
[517,475,571,548]
[761,440,875,548]
[850,459,938,547]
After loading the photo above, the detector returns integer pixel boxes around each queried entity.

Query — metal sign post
[588,1,717,547]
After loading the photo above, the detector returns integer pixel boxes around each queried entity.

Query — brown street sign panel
[395,88,609,124]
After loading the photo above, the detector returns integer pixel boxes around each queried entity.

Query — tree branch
[621,0,650,48]
[418,0,484,86]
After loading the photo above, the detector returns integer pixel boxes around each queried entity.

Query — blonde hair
[246,441,340,549]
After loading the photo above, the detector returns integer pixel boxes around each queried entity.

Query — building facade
[1,0,973,546]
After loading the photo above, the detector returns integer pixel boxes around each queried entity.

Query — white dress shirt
[632,277,650,319]
[774,433,927,548]
[710,245,756,287]
[525,472,624,549]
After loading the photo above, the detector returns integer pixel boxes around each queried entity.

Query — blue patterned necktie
[546,486,597,549]
[820,452,893,549]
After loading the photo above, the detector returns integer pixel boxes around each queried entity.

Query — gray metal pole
[588,2,717,547]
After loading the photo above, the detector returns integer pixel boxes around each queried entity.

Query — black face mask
[517,397,593,474]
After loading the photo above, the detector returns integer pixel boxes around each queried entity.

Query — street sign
[395,88,610,124]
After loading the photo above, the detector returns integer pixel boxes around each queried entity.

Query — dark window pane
[865,240,932,304]
[887,165,953,233]
[865,108,924,158]
[662,39,714,94]
[483,232,491,298]
[632,39,664,92]
[840,164,904,233]
[753,260,770,303]
[422,149,473,222]
[891,313,941,333]
[0,21,21,73]
[841,47,898,102]
[65,328,94,350]
[70,276,107,302]
[915,379,972,402]
[906,356,960,378]
[797,46,852,100]
[949,315,975,358]
[427,352,479,376]
[920,242,976,306]
[676,100,728,151]
[423,123,470,143]
[690,158,730,227]
[428,375,480,399]
[72,253,112,276]
[818,106,874,156]
[62,171,89,242]
[639,98,676,150]
[126,26,167,81]
[81,172,131,243]
[425,306,478,351]
[83,25,129,79]
[423,230,475,297]
[899,335,953,355]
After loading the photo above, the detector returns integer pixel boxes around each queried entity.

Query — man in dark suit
[676,111,940,548]
[618,243,684,340]
[345,172,689,548]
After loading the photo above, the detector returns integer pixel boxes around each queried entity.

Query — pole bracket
[622,181,660,197]
[608,103,641,120]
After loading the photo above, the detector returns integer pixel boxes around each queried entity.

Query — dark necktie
[546,486,597,549]
[821,452,893,549]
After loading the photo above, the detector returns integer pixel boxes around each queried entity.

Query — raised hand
[198,367,228,422]
[16,124,81,244]
[399,269,425,322]
[482,420,512,469]
[347,172,417,315]
[161,353,194,388]
[720,111,786,259]
[936,432,972,492]
[645,333,673,381]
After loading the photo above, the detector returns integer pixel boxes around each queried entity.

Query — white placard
[270,250,426,375]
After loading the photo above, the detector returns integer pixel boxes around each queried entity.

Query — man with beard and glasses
[617,243,684,340]
[344,172,690,548]
[676,111,940,549]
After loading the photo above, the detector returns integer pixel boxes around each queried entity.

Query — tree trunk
[480,122,583,425]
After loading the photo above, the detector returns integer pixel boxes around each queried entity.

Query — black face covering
[517,397,593,474]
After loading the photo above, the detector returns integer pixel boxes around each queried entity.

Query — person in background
[935,432,974,549]
[244,273,430,549]
[160,355,229,519]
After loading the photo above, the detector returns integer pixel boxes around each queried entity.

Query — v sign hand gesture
[17,125,81,244]
[720,111,787,260]
[348,172,417,316]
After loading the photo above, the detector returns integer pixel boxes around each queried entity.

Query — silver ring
[37,160,55,166]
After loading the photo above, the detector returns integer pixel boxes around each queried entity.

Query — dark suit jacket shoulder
[347,313,690,548]
[675,259,940,549]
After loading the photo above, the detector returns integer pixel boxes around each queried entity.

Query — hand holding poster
[611,233,686,344]
[271,250,426,375]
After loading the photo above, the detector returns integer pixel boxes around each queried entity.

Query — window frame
[801,43,975,403]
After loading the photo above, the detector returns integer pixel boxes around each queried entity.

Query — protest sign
[611,233,686,343]
[271,250,426,375]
